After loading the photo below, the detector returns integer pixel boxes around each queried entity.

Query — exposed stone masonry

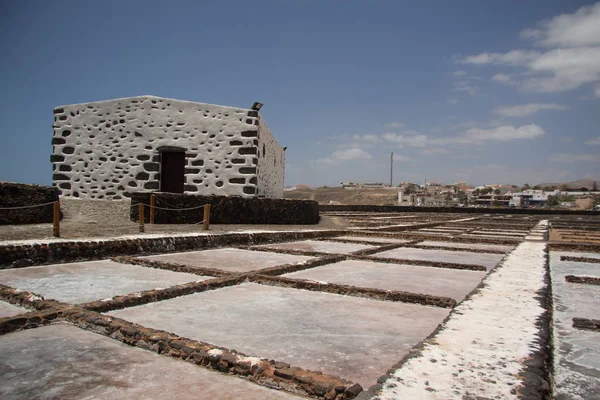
[129,192,319,224]
[564,275,600,285]
[51,96,284,199]
[0,182,60,225]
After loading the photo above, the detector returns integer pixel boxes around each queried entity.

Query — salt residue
[0,228,333,247]
[237,355,262,366]
[375,221,548,399]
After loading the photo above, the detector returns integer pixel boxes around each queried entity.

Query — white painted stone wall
[256,116,285,198]
[51,96,284,199]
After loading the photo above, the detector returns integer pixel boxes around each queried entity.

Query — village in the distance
[285,178,600,210]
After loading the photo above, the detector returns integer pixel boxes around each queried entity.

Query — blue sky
[1,0,598,188]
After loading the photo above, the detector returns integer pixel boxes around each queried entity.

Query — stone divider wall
[560,255,600,263]
[130,192,319,224]
[549,243,600,253]
[0,182,60,225]
[320,204,600,216]
[564,275,600,285]
[0,230,345,268]
[572,317,600,331]
[249,275,457,309]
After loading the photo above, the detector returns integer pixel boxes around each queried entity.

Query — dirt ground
[549,229,600,244]
[575,197,595,210]
[284,187,400,205]
[0,198,350,242]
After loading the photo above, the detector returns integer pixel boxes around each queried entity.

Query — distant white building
[509,190,559,207]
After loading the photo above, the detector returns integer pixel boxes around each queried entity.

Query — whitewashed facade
[51,96,285,199]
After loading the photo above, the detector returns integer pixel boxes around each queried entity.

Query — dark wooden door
[160,151,185,193]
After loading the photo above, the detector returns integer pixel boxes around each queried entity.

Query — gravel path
[0,199,350,242]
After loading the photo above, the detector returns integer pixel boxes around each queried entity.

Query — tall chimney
[390,152,393,187]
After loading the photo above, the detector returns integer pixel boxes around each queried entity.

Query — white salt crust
[375,221,548,399]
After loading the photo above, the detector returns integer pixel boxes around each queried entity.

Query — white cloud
[453,70,467,76]
[460,50,541,66]
[491,73,516,85]
[459,3,600,95]
[520,2,600,48]
[350,134,380,144]
[311,148,372,166]
[447,98,458,104]
[422,148,449,155]
[453,85,478,96]
[340,122,546,155]
[523,47,600,93]
[381,133,428,147]
[549,153,600,162]
[465,124,545,141]
[386,121,405,129]
[585,136,600,145]
[493,103,567,117]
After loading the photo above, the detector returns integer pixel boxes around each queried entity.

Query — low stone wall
[572,317,600,331]
[130,192,319,224]
[320,204,600,216]
[0,230,344,268]
[560,255,600,264]
[549,243,600,253]
[0,182,60,225]
[564,275,600,285]
[113,256,231,278]
[349,254,487,271]
[250,275,457,309]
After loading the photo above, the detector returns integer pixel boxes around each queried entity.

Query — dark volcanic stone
[128,192,319,225]
[0,182,60,225]
[143,162,159,172]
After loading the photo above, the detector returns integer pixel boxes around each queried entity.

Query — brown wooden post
[203,204,210,231]
[150,194,155,224]
[53,201,60,237]
[139,203,145,233]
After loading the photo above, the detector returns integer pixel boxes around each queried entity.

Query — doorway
[160,151,185,193]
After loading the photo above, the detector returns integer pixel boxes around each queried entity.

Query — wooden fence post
[203,204,210,231]
[139,203,145,233]
[53,201,60,237]
[150,194,155,224]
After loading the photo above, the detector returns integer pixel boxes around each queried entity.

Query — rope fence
[0,201,58,210]
[1,194,212,237]
[0,200,61,238]
[137,194,211,232]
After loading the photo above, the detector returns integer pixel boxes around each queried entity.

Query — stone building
[51,96,285,200]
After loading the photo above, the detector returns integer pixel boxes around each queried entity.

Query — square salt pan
[375,248,505,270]
[416,241,513,252]
[0,324,299,400]
[549,251,600,399]
[142,248,314,273]
[0,301,29,318]
[256,240,375,254]
[0,260,209,304]
[282,260,486,301]
[108,283,449,388]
